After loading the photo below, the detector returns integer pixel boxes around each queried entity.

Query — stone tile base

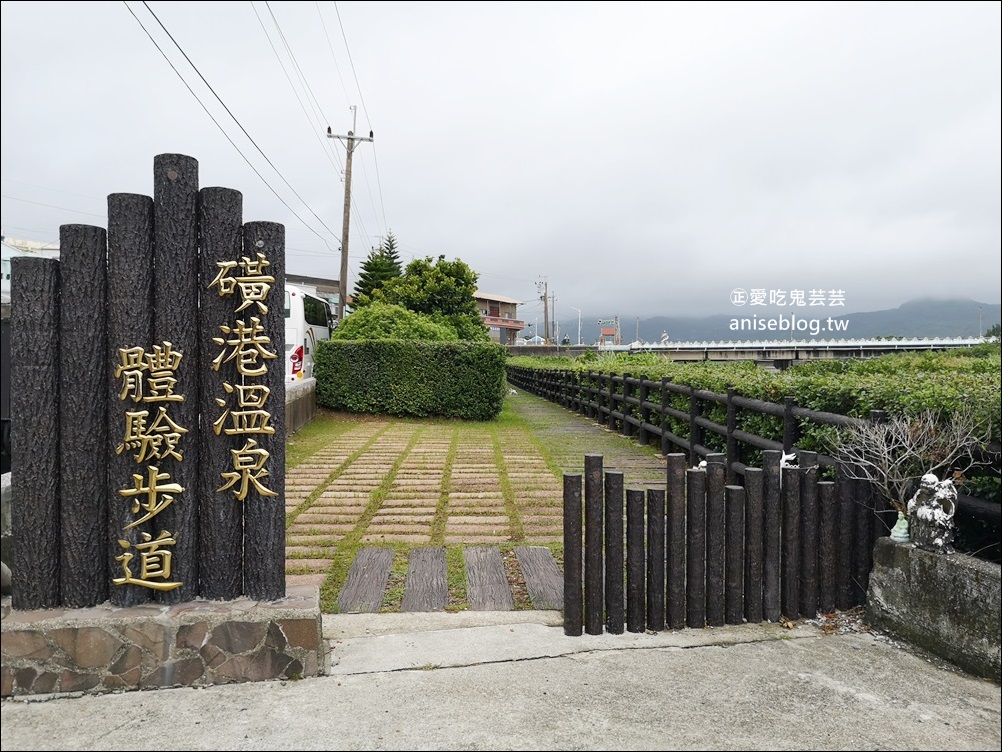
[0,585,323,697]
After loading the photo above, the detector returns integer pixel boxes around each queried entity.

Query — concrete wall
[866,537,1001,684]
[286,377,317,436]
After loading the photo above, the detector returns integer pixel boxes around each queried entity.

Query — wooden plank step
[515,546,563,610]
[464,546,514,611]
[337,547,393,613]
[401,547,448,612]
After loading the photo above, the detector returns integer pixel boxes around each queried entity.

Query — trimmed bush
[332,301,458,341]
[316,339,507,421]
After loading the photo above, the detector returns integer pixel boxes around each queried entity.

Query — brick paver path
[284,390,668,600]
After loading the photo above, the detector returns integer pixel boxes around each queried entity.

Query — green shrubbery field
[508,346,1001,444]
[509,346,1000,499]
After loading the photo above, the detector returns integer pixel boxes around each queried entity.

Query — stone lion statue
[906,473,957,554]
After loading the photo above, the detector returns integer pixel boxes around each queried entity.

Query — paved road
[3,611,1000,751]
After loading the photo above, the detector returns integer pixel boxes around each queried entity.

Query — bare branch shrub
[831,408,991,513]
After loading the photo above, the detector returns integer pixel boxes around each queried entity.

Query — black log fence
[507,365,999,547]
[562,452,877,636]
[9,154,287,611]
[510,365,871,474]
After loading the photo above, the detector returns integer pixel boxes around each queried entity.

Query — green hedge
[315,340,507,421]
[507,349,1001,445]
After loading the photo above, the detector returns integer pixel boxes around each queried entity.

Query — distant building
[285,274,341,313]
[474,291,525,345]
[597,316,622,347]
[1,234,60,257]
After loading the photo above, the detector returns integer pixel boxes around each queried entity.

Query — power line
[127,1,339,250]
[140,0,340,240]
[1,179,104,203]
[251,1,343,176]
[331,1,388,232]
[316,1,354,115]
[1,194,106,219]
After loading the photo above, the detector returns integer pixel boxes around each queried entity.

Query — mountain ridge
[552,298,1000,344]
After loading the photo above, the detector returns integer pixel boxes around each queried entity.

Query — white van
[284,282,336,382]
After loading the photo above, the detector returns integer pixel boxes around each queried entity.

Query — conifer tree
[351,231,403,307]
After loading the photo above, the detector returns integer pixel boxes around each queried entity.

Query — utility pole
[551,290,557,344]
[327,106,373,320]
[537,277,549,343]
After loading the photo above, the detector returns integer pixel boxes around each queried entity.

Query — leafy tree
[381,255,489,341]
[330,301,458,341]
[351,231,403,307]
[986,322,1001,343]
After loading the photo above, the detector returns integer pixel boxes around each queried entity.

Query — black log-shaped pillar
[240,221,286,601]
[59,224,109,608]
[704,461,726,627]
[761,450,782,622]
[685,467,706,628]
[563,473,583,636]
[153,153,200,603]
[198,187,245,600]
[665,453,687,630]
[107,194,155,607]
[604,470,625,635]
[10,257,61,610]
[583,454,604,635]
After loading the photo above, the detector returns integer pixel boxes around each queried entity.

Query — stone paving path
[284,390,669,609]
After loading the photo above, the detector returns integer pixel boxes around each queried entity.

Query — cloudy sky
[2,1,999,321]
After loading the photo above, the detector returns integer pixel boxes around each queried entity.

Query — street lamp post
[570,306,582,345]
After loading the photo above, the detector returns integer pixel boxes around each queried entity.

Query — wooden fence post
[743,467,764,624]
[725,484,745,624]
[639,378,650,446]
[646,486,666,631]
[563,473,583,636]
[660,377,671,456]
[726,388,739,484]
[818,481,838,613]
[622,373,633,438]
[762,450,782,622]
[836,465,855,610]
[626,487,646,633]
[686,467,706,628]
[604,470,625,635]
[798,451,819,619]
[584,454,604,635]
[781,465,802,619]
[782,396,798,454]
[689,388,703,466]
[854,477,875,606]
[666,454,687,630]
[705,460,726,627]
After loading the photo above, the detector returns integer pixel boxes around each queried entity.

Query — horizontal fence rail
[508,366,1001,542]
